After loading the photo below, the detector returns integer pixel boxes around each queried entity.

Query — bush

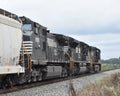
[78,73,120,96]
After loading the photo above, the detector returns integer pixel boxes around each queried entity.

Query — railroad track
[0,69,119,95]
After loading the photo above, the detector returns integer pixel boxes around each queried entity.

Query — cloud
[69,33,120,59]
[1,0,120,34]
[0,0,120,59]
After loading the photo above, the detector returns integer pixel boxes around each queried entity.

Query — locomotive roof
[53,33,89,48]
[20,16,47,29]
[53,33,69,43]
[89,46,100,52]
[20,16,100,51]
[53,33,68,39]
[79,41,89,46]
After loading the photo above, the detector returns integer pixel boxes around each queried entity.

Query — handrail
[22,47,32,71]
[19,44,32,71]
[65,52,74,72]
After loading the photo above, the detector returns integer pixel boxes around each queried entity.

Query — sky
[0,0,120,60]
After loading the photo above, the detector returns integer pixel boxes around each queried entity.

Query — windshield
[22,24,32,31]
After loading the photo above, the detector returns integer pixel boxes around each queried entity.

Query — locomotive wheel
[42,72,47,80]
[8,77,13,88]
[18,73,30,84]
[31,75,37,82]
[86,65,91,73]
[27,74,31,83]
[61,66,68,77]
[31,76,34,82]
[94,65,100,72]
[73,65,78,75]
[36,72,42,81]
[3,75,15,88]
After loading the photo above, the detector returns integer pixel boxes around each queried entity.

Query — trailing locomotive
[0,9,101,87]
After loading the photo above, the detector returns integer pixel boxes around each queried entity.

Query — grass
[68,64,120,96]
[77,73,120,96]
[101,64,120,71]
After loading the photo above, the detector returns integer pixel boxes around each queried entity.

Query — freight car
[0,9,24,87]
[0,9,101,88]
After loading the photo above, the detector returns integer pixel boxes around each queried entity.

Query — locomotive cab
[20,16,48,65]
[89,46,101,72]
[18,17,49,82]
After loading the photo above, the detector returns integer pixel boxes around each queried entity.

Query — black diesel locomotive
[16,16,101,84]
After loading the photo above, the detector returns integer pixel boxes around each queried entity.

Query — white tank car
[0,9,24,74]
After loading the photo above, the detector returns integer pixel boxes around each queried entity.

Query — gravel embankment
[1,69,120,96]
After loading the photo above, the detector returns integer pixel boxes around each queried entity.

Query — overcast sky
[1,0,120,59]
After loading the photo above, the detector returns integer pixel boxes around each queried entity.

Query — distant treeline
[102,58,120,64]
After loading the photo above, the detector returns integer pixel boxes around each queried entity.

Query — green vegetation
[78,73,120,96]
[68,58,120,96]
[102,64,120,71]
[102,58,120,64]
[101,57,120,71]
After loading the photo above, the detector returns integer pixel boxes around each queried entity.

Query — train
[0,9,101,88]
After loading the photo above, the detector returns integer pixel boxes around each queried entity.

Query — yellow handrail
[21,47,32,71]
[65,52,74,72]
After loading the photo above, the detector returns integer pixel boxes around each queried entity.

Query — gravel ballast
[1,69,120,96]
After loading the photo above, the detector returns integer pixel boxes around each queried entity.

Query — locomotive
[18,16,101,83]
[0,9,101,87]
